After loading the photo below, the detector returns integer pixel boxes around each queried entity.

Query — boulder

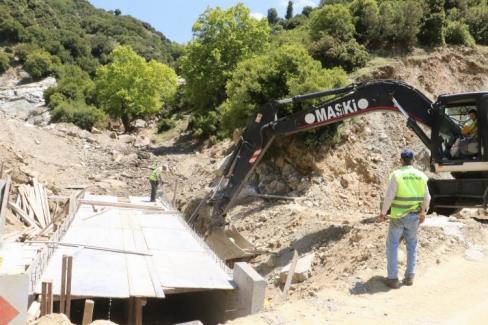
[280,252,315,284]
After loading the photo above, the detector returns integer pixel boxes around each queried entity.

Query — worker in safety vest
[148,165,165,202]
[378,149,431,289]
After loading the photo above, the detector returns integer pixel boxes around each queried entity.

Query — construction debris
[280,252,315,284]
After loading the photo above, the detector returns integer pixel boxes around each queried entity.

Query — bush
[419,12,446,47]
[309,4,356,41]
[0,51,10,74]
[157,118,176,133]
[188,111,222,138]
[45,65,95,107]
[51,100,107,131]
[465,5,488,45]
[445,21,475,46]
[14,43,41,63]
[219,44,347,134]
[24,50,54,79]
[309,36,369,72]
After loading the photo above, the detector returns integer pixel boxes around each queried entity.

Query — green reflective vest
[389,166,428,219]
[148,168,159,181]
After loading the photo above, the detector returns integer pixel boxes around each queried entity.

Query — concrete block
[280,252,315,284]
[232,262,266,317]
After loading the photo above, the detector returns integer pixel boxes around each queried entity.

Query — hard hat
[401,149,414,161]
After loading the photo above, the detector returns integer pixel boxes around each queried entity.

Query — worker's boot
[384,278,401,289]
[402,277,414,286]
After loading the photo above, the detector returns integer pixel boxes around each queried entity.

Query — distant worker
[378,149,431,289]
[148,165,165,202]
[451,109,479,158]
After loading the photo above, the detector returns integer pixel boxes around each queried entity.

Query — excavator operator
[450,108,479,158]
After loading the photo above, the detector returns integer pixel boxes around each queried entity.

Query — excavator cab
[431,93,488,173]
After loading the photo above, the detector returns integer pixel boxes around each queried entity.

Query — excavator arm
[206,80,434,227]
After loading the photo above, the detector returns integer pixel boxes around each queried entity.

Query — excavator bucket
[205,226,259,261]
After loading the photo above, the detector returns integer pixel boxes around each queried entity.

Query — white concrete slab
[33,194,233,299]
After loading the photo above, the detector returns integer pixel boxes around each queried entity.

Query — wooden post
[82,299,95,325]
[41,281,47,316]
[0,176,11,239]
[46,280,53,314]
[60,255,67,313]
[128,297,145,325]
[282,250,299,300]
[65,255,73,318]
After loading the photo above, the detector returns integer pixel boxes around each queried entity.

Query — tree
[286,1,294,20]
[114,9,122,16]
[466,5,488,45]
[419,0,446,46]
[309,4,355,41]
[267,8,279,24]
[350,0,380,46]
[220,44,347,133]
[376,1,424,50]
[302,6,313,17]
[96,46,177,131]
[180,4,270,114]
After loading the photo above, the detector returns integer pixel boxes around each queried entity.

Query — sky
[89,0,318,44]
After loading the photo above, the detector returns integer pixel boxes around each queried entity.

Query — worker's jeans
[386,213,419,280]
[150,180,159,202]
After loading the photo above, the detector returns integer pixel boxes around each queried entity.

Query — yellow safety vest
[389,166,428,219]
[462,119,477,137]
[148,168,159,181]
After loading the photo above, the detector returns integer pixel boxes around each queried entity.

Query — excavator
[191,79,488,260]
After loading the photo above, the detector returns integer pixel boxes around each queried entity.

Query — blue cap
[401,149,414,161]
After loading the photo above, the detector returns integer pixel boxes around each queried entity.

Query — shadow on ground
[149,133,199,155]
[256,224,352,276]
[349,275,394,295]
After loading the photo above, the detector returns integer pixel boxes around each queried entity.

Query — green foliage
[188,111,222,138]
[302,6,314,17]
[268,8,279,24]
[219,44,347,134]
[309,36,369,71]
[0,0,181,75]
[180,3,270,114]
[282,14,308,30]
[51,100,107,131]
[45,65,95,107]
[350,0,380,46]
[14,43,41,63]
[375,1,424,50]
[286,1,294,20]
[95,46,177,131]
[0,12,25,42]
[445,21,476,46]
[157,118,177,133]
[24,50,55,79]
[465,5,488,44]
[309,4,356,42]
[0,51,10,74]
[419,0,446,46]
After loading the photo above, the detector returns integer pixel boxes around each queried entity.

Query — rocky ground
[2,46,488,324]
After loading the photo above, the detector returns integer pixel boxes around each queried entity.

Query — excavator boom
[196,79,488,260]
